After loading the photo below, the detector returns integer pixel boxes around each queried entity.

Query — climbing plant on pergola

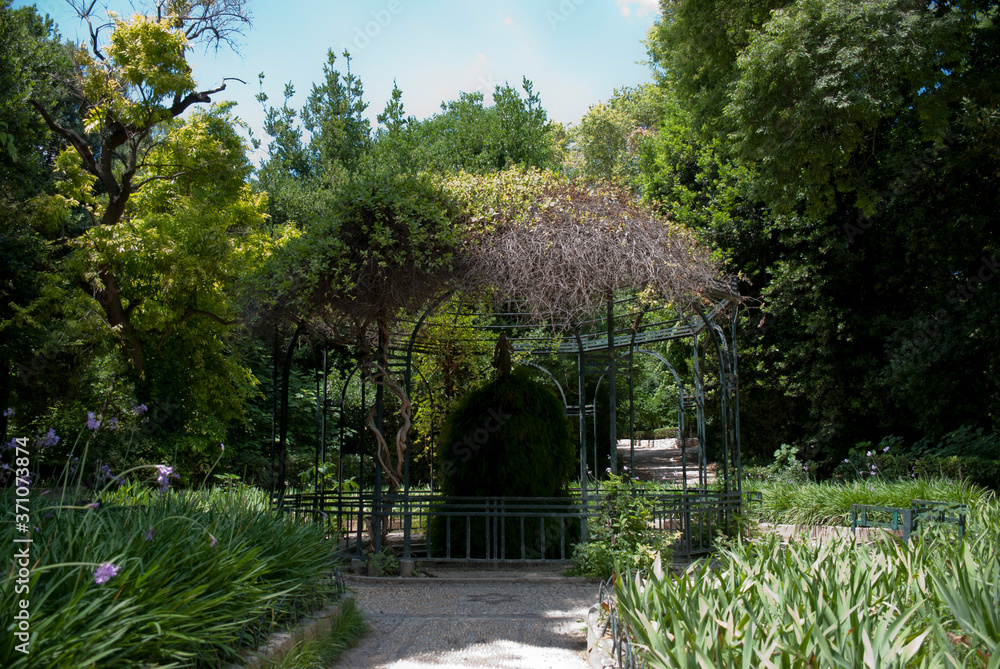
[251,166,736,510]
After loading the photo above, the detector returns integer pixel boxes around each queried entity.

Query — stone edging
[585,604,616,668]
[221,595,354,669]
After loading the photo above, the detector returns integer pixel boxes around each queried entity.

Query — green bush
[0,485,339,667]
[743,443,809,484]
[435,368,576,497]
[568,475,676,579]
[830,437,1000,492]
[429,369,578,559]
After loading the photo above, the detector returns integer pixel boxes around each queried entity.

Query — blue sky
[18,0,660,143]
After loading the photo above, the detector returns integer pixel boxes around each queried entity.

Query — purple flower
[155,465,178,493]
[85,502,101,509]
[145,526,156,541]
[220,442,225,452]
[86,411,101,431]
[843,458,850,463]
[37,428,60,449]
[606,467,612,473]
[132,403,148,416]
[866,451,873,457]
[106,417,119,430]
[209,534,217,548]
[883,446,890,453]
[3,438,15,451]
[97,464,114,483]
[93,562,119,585]
[3,407,13,418]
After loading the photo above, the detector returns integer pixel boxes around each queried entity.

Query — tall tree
[643,0,1000,462]
[0,0,76,442]
[28,0,251,384]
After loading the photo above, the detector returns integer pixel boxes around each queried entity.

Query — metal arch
[692,302,740,498]
[635,348,690,493]
[592,373,605,479]
[522,361,569,410]
[403,290,456,398]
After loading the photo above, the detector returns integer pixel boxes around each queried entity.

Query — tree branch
[132,171,188,191]
[184,307,239,326]
[29,100,99,175]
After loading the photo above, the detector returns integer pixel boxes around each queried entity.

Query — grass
[266,598,368,669]
[742,476,991,526]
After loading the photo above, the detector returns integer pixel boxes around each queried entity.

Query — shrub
[435,368,576,497]
[743,443,809,484]
[429,369,578,559]
[568,474,676,579]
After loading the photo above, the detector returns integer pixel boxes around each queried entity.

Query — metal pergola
[268,285,743,559]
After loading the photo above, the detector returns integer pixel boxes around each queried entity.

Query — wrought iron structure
[270,287,743,560]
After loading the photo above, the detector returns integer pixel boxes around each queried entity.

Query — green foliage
[642,0,1000,459]
[366,547,399,576]
[267,598,367,669]
[0,486,341,667]
[615,504,1000,667]
[257,167,462,324]
[409,78,556,173]
[743,443,809,484]
[912,426,1000,461]
[568,475,677,579]
[435,369,575,497]
[570,85,663,184]
[744,478,990,527]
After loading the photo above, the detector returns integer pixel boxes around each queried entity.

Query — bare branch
[156,0,253,53]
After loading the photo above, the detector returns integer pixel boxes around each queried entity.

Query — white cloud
[616,0,660,19]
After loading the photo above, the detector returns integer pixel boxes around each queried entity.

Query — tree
[29,0,252,385]
[0,0,77,443]
[642,0,1000,462]
[572,85,663,185]
[410,78,557,173]
[18,1,285,457]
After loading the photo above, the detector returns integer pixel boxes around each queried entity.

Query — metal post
[321,345,328,499]
[574,327,588,543]
[373,327,386,554]
[607,297,617,475]
[629,342,635,473]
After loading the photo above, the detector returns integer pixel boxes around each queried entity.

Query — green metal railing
[851,499,967,542]
[274,488,744,560]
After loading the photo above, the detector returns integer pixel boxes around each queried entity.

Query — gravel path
[332,573,595,669]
